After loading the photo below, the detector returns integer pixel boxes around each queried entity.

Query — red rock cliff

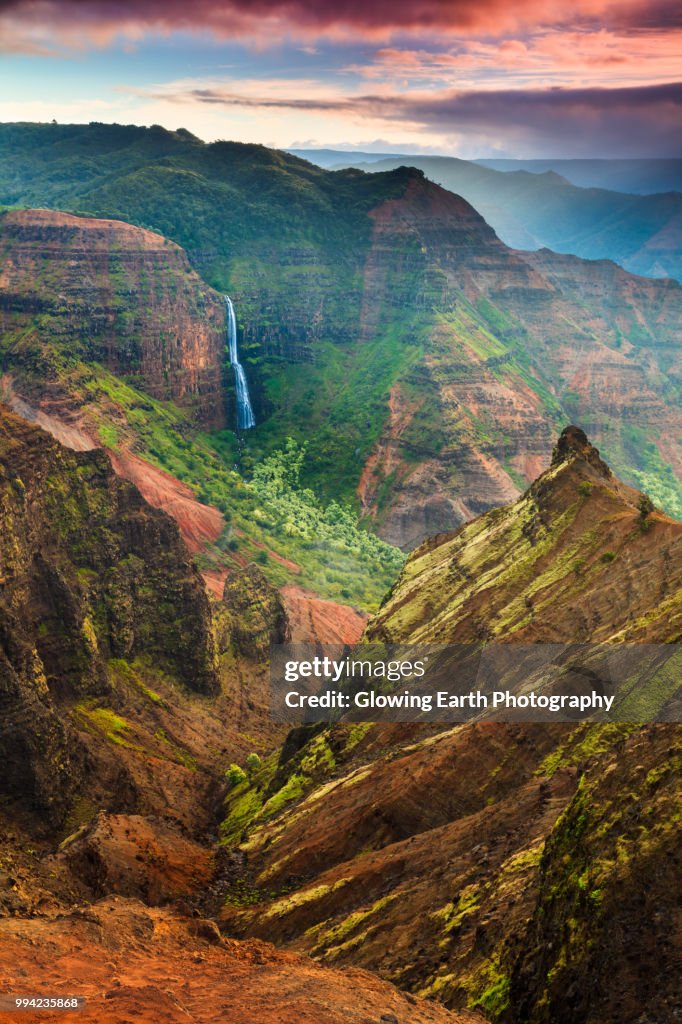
[0,209,226,428]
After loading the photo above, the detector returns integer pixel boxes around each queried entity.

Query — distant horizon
[1,119,680,164]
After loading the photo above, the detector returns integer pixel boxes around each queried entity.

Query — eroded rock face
[356,176,556,548]
[219,563,290,659]
[0,406,218,824]
[355,176,682,548]
[280,585,368,644]
[0,209,227,428]
[61,813,213,905]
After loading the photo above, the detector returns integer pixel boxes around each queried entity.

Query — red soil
[0,898,478,1024]
[107,449,224,553]
[281,585,368,643]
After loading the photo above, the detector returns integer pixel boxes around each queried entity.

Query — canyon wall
[0,209,227,428]
[0,406,218,825]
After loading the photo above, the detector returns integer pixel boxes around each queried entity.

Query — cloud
[134,78,682,156]
[1,0,681,53]
[350,32,682,89]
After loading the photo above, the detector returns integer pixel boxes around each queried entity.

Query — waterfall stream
[225,295,256,431]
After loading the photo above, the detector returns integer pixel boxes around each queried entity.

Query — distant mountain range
[293,149,682,281]
[475,157,682,195]
[291,149,682,195]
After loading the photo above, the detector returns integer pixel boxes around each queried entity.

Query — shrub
[246,752,262,776]
[637,493,654,532]
[637,493,654,518]
[225,763,247,788]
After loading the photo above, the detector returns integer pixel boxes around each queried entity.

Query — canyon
[0,402,472,1024]
[3,410,674,1024]
[0,124,680,1024]
[0,124,681,553]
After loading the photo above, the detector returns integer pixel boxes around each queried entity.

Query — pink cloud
[1,0,681,53]
[350,32,682,88]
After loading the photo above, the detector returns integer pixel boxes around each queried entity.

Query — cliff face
[219,431,681,1023]
[218,563,290,659]
[352,177,682,548]
[0,209,227,428]
[0,405,218,825]
[355,176,557,547]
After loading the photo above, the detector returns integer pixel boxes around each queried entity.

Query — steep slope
[352,176,682,545]
[330,154,682,281]
[368,425,682,644]
[0,403,474,1024]
[0,406,221,820]
[217,429,682,1023]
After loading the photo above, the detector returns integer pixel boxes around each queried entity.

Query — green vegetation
[248,324,427,504]
[38,362,403,610]
[225,764,248,788]
[468,956,511,1018]
[604,423,682,521]
[74,702,141,750]
[220,731,337,846]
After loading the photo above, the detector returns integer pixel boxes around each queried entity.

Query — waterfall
[225,295,256,431]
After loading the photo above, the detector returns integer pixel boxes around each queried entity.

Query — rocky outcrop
[368,425,682,644]
[0,405,218,824]
[0,209,227,428]
[219,563,289,659]
[61,812,213,905]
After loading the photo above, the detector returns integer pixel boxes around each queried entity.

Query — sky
[1,0,681,157]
